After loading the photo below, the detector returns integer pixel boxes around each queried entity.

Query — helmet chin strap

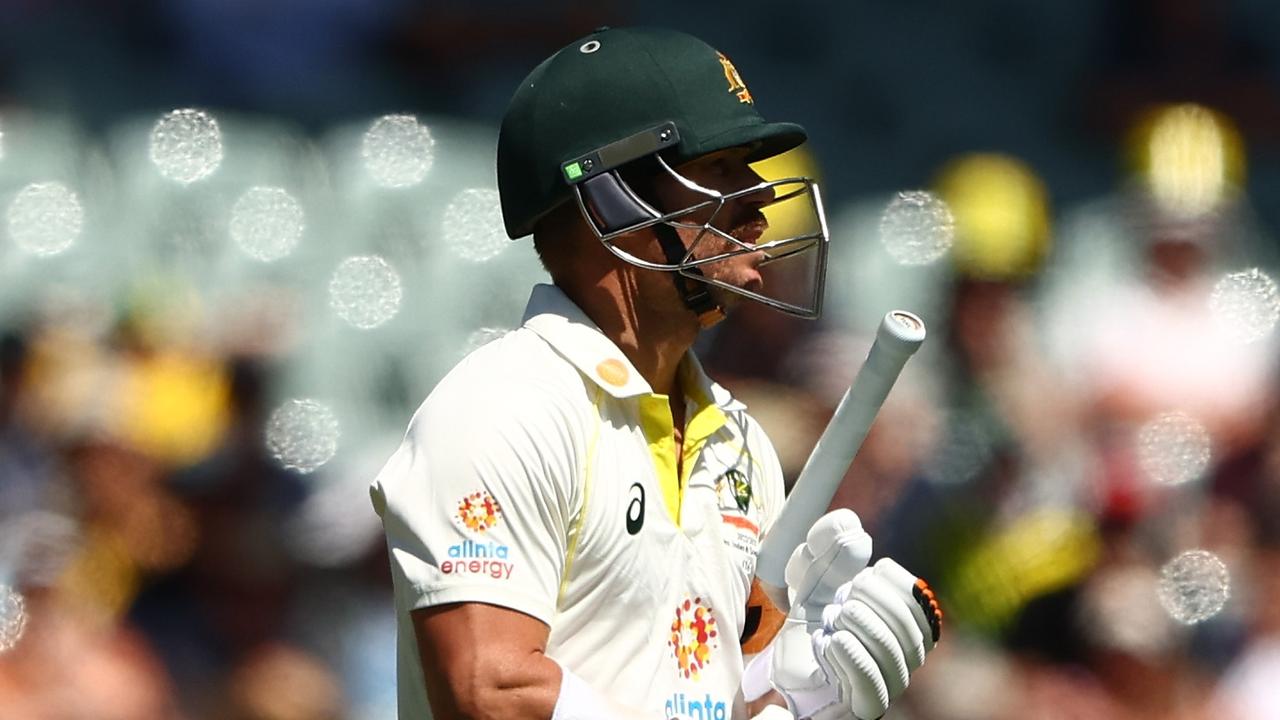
[653,223,725,328]
[574,166,727,328]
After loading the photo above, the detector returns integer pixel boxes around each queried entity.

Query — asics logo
[626,482,645,535]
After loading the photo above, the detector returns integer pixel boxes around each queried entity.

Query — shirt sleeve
[371,377,583,625]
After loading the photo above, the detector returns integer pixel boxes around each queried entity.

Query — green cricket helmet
[497,26,829,321]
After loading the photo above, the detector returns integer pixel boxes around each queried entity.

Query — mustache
[728,212,769,243]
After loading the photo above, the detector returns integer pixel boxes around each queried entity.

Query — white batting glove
[758,510,873,720]
[784,509,873,620]
[809,559,943,720]
[754,510,942,720]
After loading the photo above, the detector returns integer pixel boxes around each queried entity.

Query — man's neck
[604,319,690,398]
[558,278,697,398]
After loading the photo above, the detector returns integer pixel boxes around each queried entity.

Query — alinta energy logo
[668,597,718,680]
[454,490,502,533]
[444,490,514,580]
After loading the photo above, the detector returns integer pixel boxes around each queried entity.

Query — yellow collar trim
[637,358,730,527]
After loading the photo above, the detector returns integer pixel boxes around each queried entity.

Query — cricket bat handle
[755,310,926,610]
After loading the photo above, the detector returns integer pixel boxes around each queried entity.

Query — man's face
[645,147,775,309]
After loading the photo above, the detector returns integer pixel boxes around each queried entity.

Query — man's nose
[736,168,775,209]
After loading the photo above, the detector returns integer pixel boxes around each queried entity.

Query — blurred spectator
[0,331,59,521]
[1085,0,1280,143]
[0,590,181,720]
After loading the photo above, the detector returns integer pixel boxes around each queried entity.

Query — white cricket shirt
[371,283,786,720]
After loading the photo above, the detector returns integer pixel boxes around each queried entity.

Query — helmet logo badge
[716,52,753,105]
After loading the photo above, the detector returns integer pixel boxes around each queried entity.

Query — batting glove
[753,510,874,719]
[784,509,873,620]
[809,559,943,719]
[749,510,942,720]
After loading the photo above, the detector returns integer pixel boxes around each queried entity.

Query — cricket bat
[755,310,926,612]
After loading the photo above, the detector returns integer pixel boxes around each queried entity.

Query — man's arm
[413,603,560,720]
[372,379,584,719]
[414,603,667,720]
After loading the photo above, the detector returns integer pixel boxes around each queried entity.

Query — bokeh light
[266,398,341,474]
[879,190,955,266]
[0,117,6,162]
[328,255,403,329]
[1157,549,1230,625]
[1136,411,1211,486]
[6,181,84,257]
[230,186,305,262]
[361,114,435,188]
[1209,268,1280,344]
[149,108,224,184]
[442,188,507,262]
[0,584,28,654]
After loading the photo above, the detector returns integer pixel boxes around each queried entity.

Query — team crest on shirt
[715,469,757,527]
[721,469,752,513]
[668,596,719,680]
[715,467,761,573]
[453,490,502,534]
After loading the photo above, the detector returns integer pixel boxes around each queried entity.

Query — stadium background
[2,1,1280,718]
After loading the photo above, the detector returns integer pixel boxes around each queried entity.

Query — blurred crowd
[706,107,1280,719]
[0,101,1277,719]
[0,315,394,719]
[3,1,1280,719]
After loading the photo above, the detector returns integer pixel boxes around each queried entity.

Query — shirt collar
[521,283,746,412]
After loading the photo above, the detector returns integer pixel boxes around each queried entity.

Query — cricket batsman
[370,26,943,720]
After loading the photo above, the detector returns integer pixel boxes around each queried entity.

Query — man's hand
[808,559,942,719]
[784,509,872,620]
[754,510,942,720]
[759,509,870,719]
